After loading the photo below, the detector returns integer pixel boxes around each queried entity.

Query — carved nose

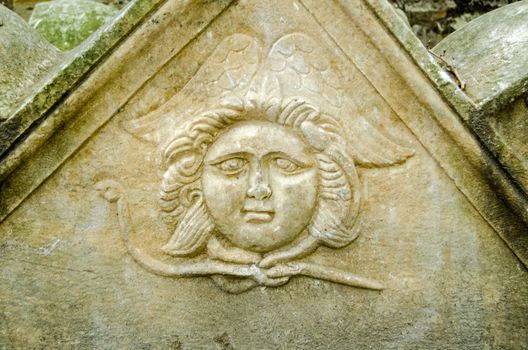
[247,182,272,200]
[247,164,272,200]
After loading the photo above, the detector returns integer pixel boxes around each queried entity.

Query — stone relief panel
[95,33,414,293]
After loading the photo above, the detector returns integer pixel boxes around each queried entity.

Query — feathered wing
[345,107,415,167]
[122,34,261,256]
[122,32,414,254]
[123,33,261,145]
[265,33,414,248]
[264,33,344,114]
[265,32,414,167]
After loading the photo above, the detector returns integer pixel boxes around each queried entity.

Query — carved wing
[263,33,413,248]
[124,33,261,145]
[264,32,414,167]
[345,108,415,167]
[265,33,343,111]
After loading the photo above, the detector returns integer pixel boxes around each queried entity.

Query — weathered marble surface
[433,1,528,109]
[0,0,526,348]
[1,111,526,348]
[432,1,528,210]
[0,0,163,177]
[0,5,61,121]
[485,97,528,194]
[373,0,528,261]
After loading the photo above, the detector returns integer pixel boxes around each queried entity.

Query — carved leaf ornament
[96,33,414,293]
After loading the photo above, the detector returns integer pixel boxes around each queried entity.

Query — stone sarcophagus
[0,0,526,348]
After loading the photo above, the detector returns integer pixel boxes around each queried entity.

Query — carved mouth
[242,209,275,223]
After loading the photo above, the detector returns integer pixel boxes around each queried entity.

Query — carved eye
[214,158,247,174]
[273,157,302,173]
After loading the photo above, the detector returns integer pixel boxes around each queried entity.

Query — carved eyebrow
[206,152,251,165]
[264,151,313,167]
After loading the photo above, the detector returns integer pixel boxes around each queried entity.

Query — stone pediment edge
[431,1,528,115]
[0,0,526,267]
[0,0,166,175]
[0,0,234,219]
[362,1,528,214]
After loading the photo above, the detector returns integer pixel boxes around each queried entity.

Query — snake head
[94,179,124,203]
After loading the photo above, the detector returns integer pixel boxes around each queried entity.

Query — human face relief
[201,121,319,253]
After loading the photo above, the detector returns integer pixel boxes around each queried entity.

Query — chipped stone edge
[432,1,528,116]
[477,79,528,117]
[363,0,477,121]
[0,0,166,179]
[363,0,528,266]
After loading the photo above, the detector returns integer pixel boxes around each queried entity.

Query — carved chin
[206,212,317,253]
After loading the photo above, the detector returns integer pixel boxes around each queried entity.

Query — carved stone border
[0,0,526,268]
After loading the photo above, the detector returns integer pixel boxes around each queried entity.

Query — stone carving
[96,33,414,293]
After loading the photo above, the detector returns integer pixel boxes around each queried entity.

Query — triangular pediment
[0,1,526,347]
[1,0,525,263]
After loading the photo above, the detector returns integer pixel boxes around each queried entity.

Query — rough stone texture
[371,0,528,248]
[484,96,528,195]
[29,0,117,51]
[13,0,39,21]
[431,1,528,209]
[0,0,163,179]
[0,0,526,348]
[367,0,528,265]
[0,5,61,121]
[433,1,528,108]
[0,0,13,9]
[1,112,526,348]
[392,0,522,47]
[14,0,125,22]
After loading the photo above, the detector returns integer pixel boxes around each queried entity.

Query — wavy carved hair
[159,97,360,257]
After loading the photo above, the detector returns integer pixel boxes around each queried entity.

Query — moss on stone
[29,0,117,51]
[0,0,163,171]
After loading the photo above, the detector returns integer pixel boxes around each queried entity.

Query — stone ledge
[0,0,164,180]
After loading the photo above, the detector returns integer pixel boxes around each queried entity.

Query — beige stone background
[0,0,527,349]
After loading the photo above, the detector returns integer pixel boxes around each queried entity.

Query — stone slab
[0,0,526,348]
[433,1,528,111]
[429,1,528,202]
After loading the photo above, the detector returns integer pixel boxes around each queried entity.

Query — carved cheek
[269,168,319,225]
[201,166,248,220]
[269,167,318,192]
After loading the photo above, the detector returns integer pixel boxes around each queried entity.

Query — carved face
[201,121,319,252]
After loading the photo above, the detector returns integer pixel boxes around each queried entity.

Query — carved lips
[242,201,275,223]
